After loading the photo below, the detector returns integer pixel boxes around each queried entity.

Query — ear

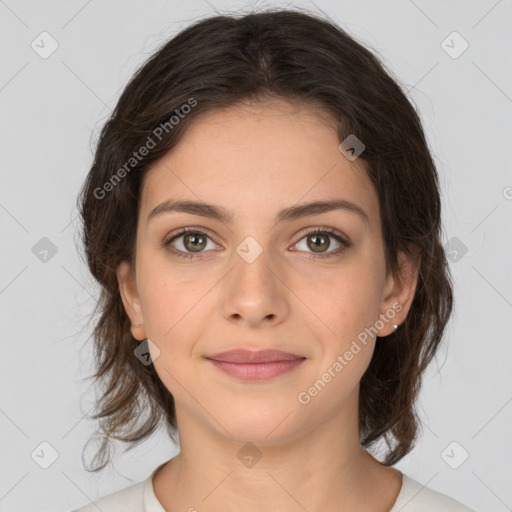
[116,260,147,341]
[377,247,421,337]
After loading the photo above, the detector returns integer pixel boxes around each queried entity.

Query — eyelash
[162,226,350,261]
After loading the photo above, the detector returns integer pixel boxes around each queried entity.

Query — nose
[221,242,290,328]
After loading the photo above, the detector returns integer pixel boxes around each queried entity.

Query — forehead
[139,98,379,230]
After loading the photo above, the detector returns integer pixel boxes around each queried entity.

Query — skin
[117,97,420,512]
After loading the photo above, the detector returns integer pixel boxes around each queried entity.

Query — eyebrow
[147,198,370,227]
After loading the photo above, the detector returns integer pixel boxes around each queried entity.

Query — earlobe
[116,260,146,341]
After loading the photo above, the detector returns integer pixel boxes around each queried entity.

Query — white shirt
[71,463,476,512]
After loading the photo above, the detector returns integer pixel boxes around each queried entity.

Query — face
[117,97,418,445]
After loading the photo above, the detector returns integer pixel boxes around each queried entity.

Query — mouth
[205,349,306,381]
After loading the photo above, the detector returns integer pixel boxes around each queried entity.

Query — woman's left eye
[292,229,350,258]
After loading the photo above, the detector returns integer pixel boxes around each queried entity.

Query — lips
[206,349,304,363]
[205,349,306,380]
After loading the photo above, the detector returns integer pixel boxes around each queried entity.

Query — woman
[72,8,475,512]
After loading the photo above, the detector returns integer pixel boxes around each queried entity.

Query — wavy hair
[76,8,453,471]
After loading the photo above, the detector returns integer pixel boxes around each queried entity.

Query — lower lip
[208,359,305,380]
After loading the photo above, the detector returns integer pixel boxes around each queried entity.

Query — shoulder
[70,479,146,512]
[390,473,477,512]
[70,462,168,512]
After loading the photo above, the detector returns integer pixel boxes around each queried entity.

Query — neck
[152,393,402,512]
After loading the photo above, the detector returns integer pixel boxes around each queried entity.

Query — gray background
[1,0,511,511]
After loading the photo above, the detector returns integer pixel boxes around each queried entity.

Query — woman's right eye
[164,229,219,259]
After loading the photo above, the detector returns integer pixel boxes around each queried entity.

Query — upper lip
[206,349,305,363]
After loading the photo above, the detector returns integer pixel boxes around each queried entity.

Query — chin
[212,398,311,446]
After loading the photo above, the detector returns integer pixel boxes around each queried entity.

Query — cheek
[138,267,211,395]
[298,258,383,339]
[137,250,218,340]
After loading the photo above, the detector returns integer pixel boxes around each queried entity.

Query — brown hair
[77,8,453,471]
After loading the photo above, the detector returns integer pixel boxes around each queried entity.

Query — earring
[393,324,399,331]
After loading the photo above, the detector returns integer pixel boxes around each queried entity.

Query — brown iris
[183,232,207,252]
[307,233,330,252]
